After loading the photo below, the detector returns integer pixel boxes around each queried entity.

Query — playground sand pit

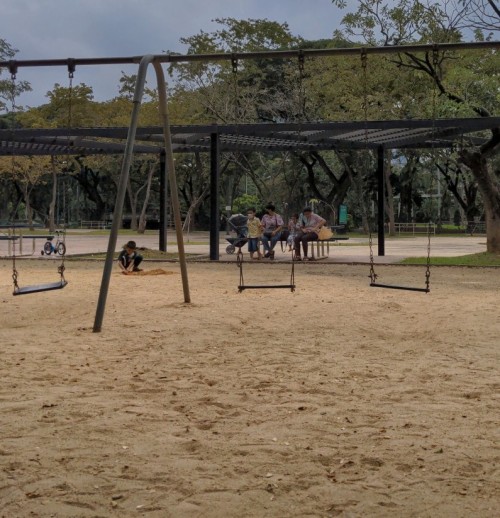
[0,259,498,517]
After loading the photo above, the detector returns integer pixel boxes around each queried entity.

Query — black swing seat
[370,282,429,293]
[238,284,295,292]
[13,280,68,296]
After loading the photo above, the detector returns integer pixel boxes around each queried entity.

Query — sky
[1,0,348,108]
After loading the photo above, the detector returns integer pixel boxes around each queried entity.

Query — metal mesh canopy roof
[1,117,499,156]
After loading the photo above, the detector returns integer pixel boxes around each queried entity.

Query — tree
[0,155,51,227]
[457,0,500,34]
[126,158,159,232]
[167,18,304,222]
[298,151,351,223]
[332,0,500,251]
[0,38,31,114]
[436,154,482,222]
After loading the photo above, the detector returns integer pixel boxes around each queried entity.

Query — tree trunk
[182,184,210,232]
[461,149,500,253]
[127,182,138,231]
[138,162,156,234]
[345,151,371,233]
[74,164,108,221]
[23,184,34,230]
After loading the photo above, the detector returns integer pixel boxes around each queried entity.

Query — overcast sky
[1,0,347,108]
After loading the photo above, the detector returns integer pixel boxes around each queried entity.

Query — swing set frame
[1,40,499,327]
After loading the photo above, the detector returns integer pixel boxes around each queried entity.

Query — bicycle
[41,230,66,256]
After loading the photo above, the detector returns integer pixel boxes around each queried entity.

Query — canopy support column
[210,132,220,260]
[377,145,385,257]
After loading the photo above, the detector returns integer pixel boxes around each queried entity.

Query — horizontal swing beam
[14,280,68,295]
[1,41,499,72]
[370,283,429,293]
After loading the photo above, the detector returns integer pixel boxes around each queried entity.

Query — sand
[1,259,499,517]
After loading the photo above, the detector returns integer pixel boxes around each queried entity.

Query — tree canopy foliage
[1,7,499,248]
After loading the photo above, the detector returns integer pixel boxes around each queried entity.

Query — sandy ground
[0,259,499,517]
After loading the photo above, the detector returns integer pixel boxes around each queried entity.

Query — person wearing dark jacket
[117,240,143,274]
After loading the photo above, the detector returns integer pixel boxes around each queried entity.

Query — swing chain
[9,69,20,292]
[12,267,19,290]
[57,62,74,275]
[231,55,238,118]
[297,50,305,122]
[368,232,377,284]
[361,49,377,284]
[236,248,244,291]
[423,46,439,293]
[425,225,431,291]
[231,54,241,150]
[58,263,66,282]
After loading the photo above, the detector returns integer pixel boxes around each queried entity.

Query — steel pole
[159,151,167,252]
[153,61,190,303]
[93,55,154,332]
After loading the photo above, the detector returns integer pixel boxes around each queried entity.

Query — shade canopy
[1,117,498,157]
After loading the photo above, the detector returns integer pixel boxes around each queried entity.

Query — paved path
[0,231,487,264]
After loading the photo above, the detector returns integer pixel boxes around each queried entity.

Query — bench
[310,236,350,260]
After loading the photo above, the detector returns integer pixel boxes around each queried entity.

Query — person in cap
[118,240,143,274]
[294,207,326,260]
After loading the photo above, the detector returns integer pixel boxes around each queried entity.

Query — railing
[466,221,486,235]
[80,220,110,229]
[394,223,436,235]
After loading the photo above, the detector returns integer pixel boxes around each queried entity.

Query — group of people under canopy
[243,204,327,261]
[117,204,328,272]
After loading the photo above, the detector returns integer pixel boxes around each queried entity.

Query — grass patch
[401,252,500,266]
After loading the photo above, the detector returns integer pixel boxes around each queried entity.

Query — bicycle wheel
[57,242,66,256]
[43,241,53,255]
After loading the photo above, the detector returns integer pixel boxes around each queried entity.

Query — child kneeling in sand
[118,240,143,275]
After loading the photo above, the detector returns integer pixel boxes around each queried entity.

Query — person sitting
[118,240,143,274]
[246,207,263,260]
[260,203,284,260]
[294,207,326,261]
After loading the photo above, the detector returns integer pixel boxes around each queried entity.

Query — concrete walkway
[0,231,487,264]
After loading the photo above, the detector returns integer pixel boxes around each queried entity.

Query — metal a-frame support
[93,56,190,332]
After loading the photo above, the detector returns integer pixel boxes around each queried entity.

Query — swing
[226,57,296,293]
[237,247,296,293]
[11,225,68,295]
[361,48,437,294]
[368,229,431,293]
[14,279,67,295]
[10,64,70,296]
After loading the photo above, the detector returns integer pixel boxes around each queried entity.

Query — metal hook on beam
[67,58,76,79]
[231,54,238,74]
[8,60,18,80]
